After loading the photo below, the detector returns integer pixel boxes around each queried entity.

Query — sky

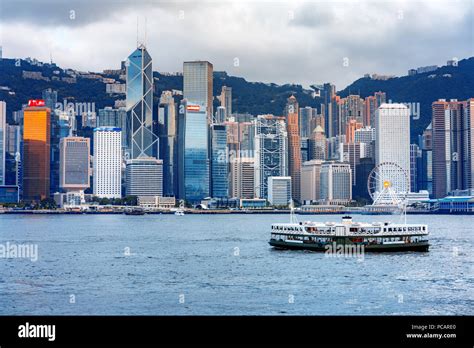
[0,0,472,89]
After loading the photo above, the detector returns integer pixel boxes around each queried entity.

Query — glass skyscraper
[158,91,178,197]
[98,107,129,154]
[184,103,209,202]
[210,124,228,198]
[183,61,213,122]
[43,88,71,195]
[126,45,157,159]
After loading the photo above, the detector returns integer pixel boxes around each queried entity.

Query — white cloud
[0,0,472,89]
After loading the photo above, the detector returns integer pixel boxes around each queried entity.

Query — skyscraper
[322,83,336,137]
[267,176,292,206]
[309,125,326,161]
[320,162,352,204]
[126,45,157,159]
[215,106,226,124]
[230,157,255,199]
[98,107,129,153]
[345,119,363,144]
[0,101,5,185]
[254,115,288,199]
[432,99,465,198]
[330,95,341,138]
[93,127,122,199]
[23,103,51,201]
[364,91,386,127]
[210,124,228,198]
[410,143,421,193]
[158,91,178,197]
[5,124,21,186]
[299,106,315,138]
[183,61,213,122]
[59,137,90,192]
[300,160,323,203]
[463,98,474,191]
[341,142,366,186]
[418,123,433,194]
[375,103,411,193]
[285,95,301,202]
[220,86,232,119]
[355,126,376,159]
[43,88,70,196]
[125,158,163,197]
[184,102,209,202]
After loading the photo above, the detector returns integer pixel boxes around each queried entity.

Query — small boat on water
[174,200,185,216]
[269,215,429,252]
[124,207,146,215]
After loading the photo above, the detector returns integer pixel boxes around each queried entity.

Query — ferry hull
[269,239,429,252]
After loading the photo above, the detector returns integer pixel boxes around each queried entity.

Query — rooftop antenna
[144,16,147,48]
[136,16,139,47]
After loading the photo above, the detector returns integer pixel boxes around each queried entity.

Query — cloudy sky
[0,0,472,89]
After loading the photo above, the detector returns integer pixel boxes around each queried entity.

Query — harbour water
[0,214,472,315]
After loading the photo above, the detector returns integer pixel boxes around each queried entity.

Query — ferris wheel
[367,162,409,205]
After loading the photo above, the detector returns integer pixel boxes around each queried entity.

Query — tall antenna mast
[144,16,147,48]
[136,17,139,47]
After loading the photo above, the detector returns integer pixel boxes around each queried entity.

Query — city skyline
[0,0,472,88]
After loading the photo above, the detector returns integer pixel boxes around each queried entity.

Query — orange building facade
[23,106,51,201]
[286,96,301,202]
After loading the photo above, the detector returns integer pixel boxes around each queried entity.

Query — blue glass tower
[210,124,228,198]
[126,45,157,159]
[184,103,209,202]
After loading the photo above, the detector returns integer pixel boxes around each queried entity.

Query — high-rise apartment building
[345,119,363,144]
[364,91,386,127]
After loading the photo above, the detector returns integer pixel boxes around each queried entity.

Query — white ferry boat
[174,209,185,216]
[269,216,429,252]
